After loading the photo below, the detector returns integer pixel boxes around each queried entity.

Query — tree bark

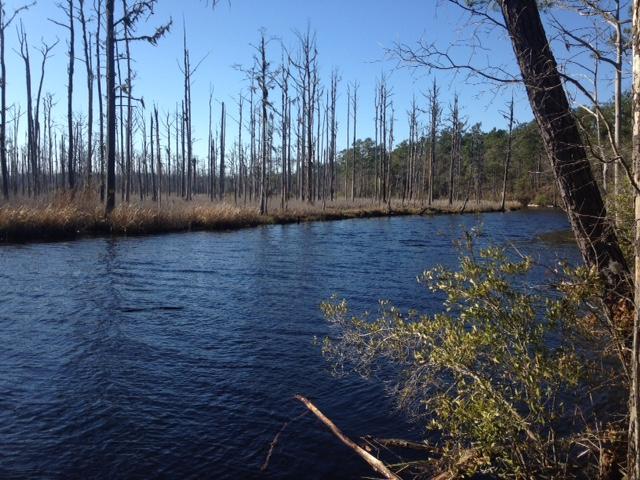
[500,0,632,319]
[628,3,640,478]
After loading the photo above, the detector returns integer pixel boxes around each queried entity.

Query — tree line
[0,0,579,216]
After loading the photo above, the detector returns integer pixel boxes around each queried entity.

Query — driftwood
[260,410,308,472]
[294,395,402,480]
[363,436,435,453]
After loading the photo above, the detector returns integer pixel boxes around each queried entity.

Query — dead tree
[219,101,225,201]
[550,0,629,198]
[290,27,318,204]
[501,96,514,211]
[104,0,170,213]
[208,86,213,200]
[0,1,32,199]
[345,85,350,200]
[182,25,192,200]
[16,25,55,196]
[155,105,161,204]
[237,93,244,204]
[256,33,270,214]
[123,0,132,202]
[427,78,440,206]
[104,0,115,212]
[50,0,76,190]
[351,81,358,202]
[329,69,338,202]
[448,95,461,206]
[95,0,105,200]
[79,0,94,187]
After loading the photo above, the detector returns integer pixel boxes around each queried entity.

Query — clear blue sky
[2,0,629,157]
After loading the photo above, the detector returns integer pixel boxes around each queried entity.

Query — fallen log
[294,395,402,480]
[363,436,435,453]
[260,410,308,472]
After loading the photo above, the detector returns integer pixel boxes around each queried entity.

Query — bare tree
[0,1,32,199]
[256,32,271,214]
[104,0,115,212]
[448,94,462,206]
[501,95,514,211]
[50,0,76,190]
[219,100,225,201]
[104,0,170,214]
[351,81,358,202]
[79,0,94,188]
[427,78,440,206]
[16,24,55,196]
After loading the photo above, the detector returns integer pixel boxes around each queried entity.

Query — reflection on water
[0,210,578,479]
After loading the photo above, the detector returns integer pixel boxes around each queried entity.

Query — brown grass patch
[0,193,521,243]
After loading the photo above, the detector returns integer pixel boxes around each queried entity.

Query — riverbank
[0,195,522,243]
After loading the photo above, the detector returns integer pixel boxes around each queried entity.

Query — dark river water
[0,209,579,479]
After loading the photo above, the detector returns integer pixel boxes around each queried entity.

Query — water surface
[0,209,578,479]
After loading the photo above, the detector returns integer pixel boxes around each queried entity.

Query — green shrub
[321,238,625,478]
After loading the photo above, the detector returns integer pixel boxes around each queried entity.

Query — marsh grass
[0,193,521,243]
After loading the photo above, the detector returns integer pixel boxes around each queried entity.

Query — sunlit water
[0,209,579,479]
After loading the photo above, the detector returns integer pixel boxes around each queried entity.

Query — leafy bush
[606,183,635,268]
[321,238,626,478]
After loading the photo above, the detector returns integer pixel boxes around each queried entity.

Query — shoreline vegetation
[0,194,522,243]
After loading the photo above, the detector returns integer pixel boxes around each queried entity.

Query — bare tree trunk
[66,0,75,190]
[259,34,268,214]
[123,0,132,203]
[104,0,115,214]
[0,1,27,199]
[155,106,161,205]
[220,101,226,202]
[208,87,213,201]
[345,86,350,201]
[329,70,337,202]
[429,78,439,206]
[95,0,105,202]
[500,0,632,317]
[79,0,93,189]
[17,27,36,195]
[351,82,358,203]
[449,95,459,206]
[0,2,6,199]
[501,96,514,211]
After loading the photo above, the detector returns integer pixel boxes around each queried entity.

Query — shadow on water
[0,209,579,479]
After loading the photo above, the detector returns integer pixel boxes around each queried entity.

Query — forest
[0,0,569,243]
[2,0,640,479]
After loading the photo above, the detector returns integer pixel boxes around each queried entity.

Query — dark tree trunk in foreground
[500,0,632,317]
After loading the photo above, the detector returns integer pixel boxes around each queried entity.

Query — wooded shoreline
[0,198,522,244]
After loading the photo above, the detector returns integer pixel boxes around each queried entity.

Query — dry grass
[0,193,521,243]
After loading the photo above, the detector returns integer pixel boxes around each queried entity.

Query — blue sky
[2,0,630,157]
